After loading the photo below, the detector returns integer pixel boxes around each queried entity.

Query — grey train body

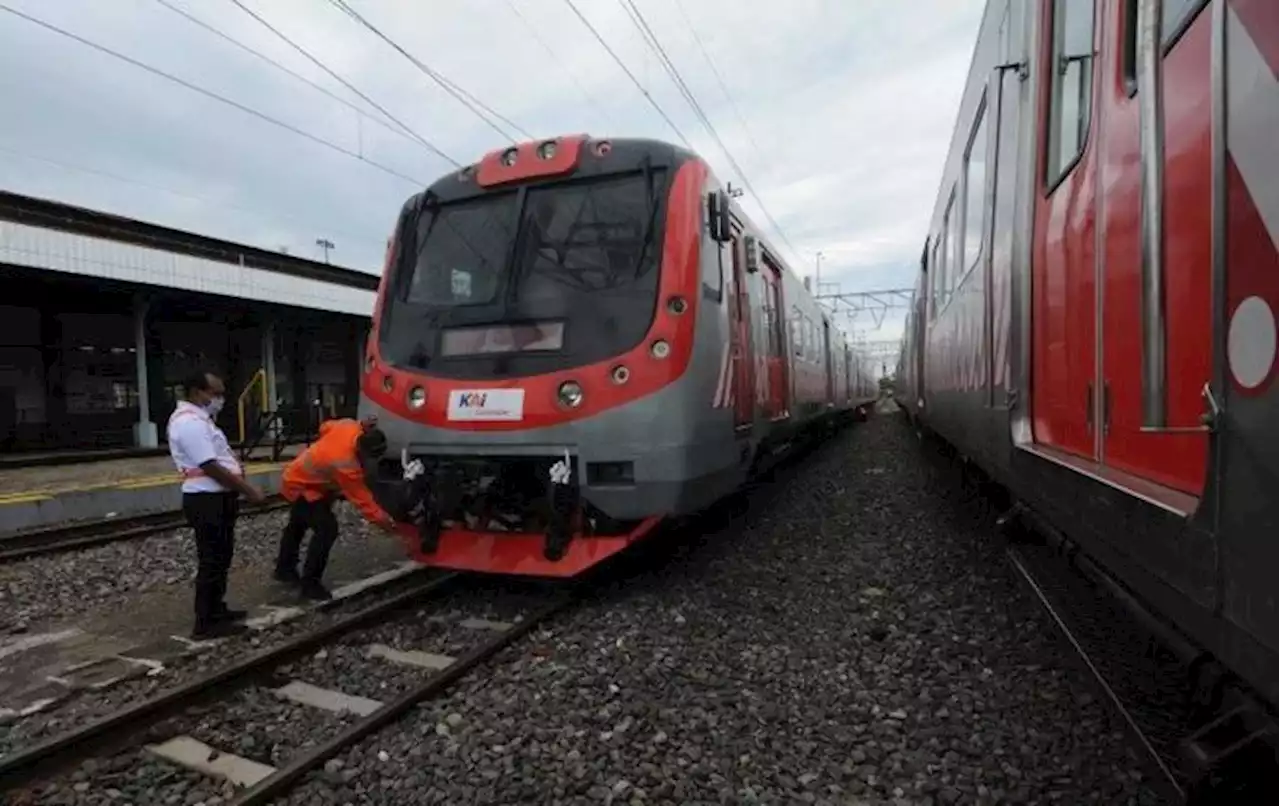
[895,0,1276,720]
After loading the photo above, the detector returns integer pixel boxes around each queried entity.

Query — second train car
[360,134,879,576]
[896,0,1275,797]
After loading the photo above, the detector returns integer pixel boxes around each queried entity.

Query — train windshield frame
[378,167,671,380]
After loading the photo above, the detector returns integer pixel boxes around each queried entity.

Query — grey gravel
[280,592,542,702]
[278,412,1161,806]
[14,749,235,806]
[0,503,379,630]
[0,563,439,757]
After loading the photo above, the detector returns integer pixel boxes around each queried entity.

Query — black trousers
[276,497,339,583]
[182,491,239,628]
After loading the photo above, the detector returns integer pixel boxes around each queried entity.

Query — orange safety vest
[282,419,393,528]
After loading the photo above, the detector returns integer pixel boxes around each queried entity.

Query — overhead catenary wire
[0,3,429,187]
[503,0,616,132]
[617,0,801,262]
[325,0,532,143]
[669,0,763,159]
[151,0,456,167]
[0,143,383,250]
[560,0,691,148]
[223,0,460,167]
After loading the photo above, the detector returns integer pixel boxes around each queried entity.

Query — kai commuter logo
[446,389,525,422]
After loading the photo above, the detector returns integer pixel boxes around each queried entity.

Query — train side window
[930,237,942,320]
[1045,0,1095,186]
[1122,0,1205,94]
[962,96,989,278]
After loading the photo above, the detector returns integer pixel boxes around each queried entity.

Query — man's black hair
[357,426,389,456]
[182,369,220,397]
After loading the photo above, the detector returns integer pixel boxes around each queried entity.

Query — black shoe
[191,620,249,640]
[273,569,302,585]
[299,581,332,602]
[214,608,248,622]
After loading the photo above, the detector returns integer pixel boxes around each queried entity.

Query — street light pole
[815,250,824,293]
[316,238,335,263]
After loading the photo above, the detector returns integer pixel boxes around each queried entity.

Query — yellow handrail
[236,367,268,444]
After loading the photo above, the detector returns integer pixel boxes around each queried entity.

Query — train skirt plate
[393,516,664,577]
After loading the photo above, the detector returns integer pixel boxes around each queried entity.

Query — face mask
[205,396,225,417]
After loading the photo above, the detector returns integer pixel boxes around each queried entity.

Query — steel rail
[0,570,459,792]
[230,592,577,804]
[1005,545,1185,803]
[0,496,288,563]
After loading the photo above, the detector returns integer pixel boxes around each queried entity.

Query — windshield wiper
[633,158,658,279]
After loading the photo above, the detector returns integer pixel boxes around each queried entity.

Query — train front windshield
[378,169,670,379]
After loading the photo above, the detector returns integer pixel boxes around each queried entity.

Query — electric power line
[617,0,801,262]
[0,2,429,187]
[560,0,690,148]
[504,0,616,132]
[151,0,453,167]
[224,0,459,167]
[669,0,763,158]
[325,0,532,143]
[0,143,382,250]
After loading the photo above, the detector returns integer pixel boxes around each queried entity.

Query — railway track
[0,497,290,563]
[0,568,577,804]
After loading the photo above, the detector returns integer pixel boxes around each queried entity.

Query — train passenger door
[822,320,834,405]
[760,259,788,419]
[1095,0,1212,496]
[1030,0,1099,462]
[728,232,756,430]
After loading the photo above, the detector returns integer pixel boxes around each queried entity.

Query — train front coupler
[400,450,446,556]
[544,450,579,562]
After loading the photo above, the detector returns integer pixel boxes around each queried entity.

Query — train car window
[1122,0,1206,93]
[942,190,962,303]
[1045,0,1095,186]
[930,237,942,320]
[962,96,989,278]
[403,193,518,306]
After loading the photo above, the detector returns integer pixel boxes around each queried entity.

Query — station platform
[0,446,304,537]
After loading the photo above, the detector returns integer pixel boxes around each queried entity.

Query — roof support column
[261,319,278,440]
[132,294,158,448]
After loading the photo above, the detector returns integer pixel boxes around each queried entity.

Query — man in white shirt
[168,369,266,639]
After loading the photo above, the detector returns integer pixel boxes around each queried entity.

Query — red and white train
[360,134,879,577]
[896,0,1275,793]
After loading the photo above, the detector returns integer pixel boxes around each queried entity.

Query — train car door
[760,258,789,419]
[822,320,834,405]
[728,231,756,430]
[1030,0,1099,461]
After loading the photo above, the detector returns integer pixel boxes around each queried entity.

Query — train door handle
[1086,381,1094,433]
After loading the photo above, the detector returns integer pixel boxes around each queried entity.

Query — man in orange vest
[273,415,398,600]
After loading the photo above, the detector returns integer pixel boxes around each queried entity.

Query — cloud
[0,0,983,350]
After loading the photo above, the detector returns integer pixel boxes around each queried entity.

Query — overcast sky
[0,0,983,349]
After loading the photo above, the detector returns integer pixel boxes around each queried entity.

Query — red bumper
[393,517,664,577]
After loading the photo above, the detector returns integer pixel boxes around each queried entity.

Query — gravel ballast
[0,504,391,632]
[276,412,1160,805]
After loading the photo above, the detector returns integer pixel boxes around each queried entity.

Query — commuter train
[895,0,1275,795]
[359,134,879,577]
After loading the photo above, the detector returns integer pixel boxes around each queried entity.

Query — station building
[0,189,377,456]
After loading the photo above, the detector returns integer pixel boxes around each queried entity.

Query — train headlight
[610,365,630,385]
[407,386,426,409]
[558,380,584,408]
[382,375,394,393]
[650,340,671,359]
[537,140,557,160]
[666,296,688,315]
[500,147,518,166]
